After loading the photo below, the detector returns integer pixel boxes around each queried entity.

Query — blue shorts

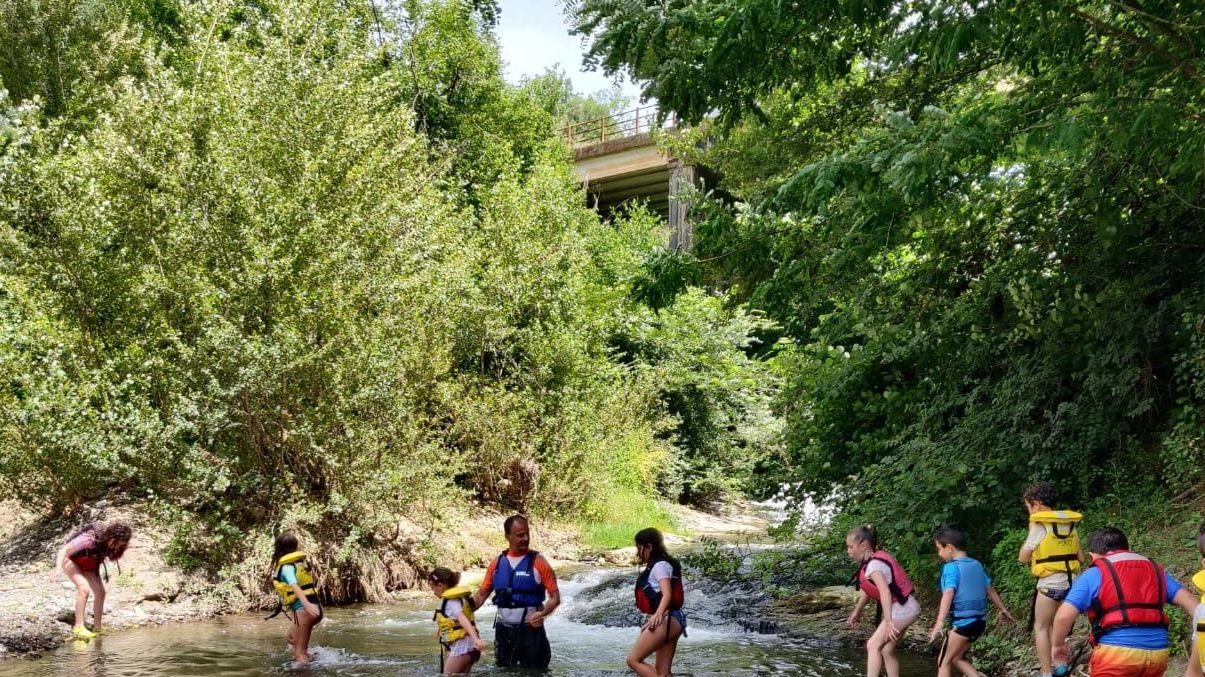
[668,609,687,633]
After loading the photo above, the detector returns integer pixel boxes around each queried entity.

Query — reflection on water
[0,567,935,677]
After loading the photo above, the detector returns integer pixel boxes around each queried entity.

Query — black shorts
[951,618,987,641]
[494,622,551,670]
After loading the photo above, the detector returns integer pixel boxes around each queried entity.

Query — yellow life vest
[273,551,319,606]
[1192,570,1205,670]
[1029,510,1083,578]
[433,586,476,646]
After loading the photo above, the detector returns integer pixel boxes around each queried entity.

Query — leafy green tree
[0,0,674,581]
[572,0,1205,547]
[0,0,182,118]
[590,209,786,507]
[520,67,630,128]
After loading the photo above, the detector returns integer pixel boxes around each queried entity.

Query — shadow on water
[0,565,934,677]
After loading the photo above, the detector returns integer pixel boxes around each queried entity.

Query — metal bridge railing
[559,105,674,148]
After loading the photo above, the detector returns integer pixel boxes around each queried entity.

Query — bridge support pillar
[668,161,699,252]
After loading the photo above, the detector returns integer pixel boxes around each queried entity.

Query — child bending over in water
[51,520,133,640]
[845,524,922,677]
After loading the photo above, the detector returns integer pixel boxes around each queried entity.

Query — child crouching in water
[928,524,1016,677]
[51,520,133,640]
[430,567,485,675]
[270,532,323,665]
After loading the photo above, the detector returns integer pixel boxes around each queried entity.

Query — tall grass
[578,487,676,550]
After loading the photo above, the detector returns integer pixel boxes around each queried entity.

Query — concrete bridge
[562,106,700,252]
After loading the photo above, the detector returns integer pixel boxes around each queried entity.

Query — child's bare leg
[652,617,683,677]
[865,621,890,677]
[65,562,91,629]
[1033,592,1060,675]
[627,622,671,677]
[292,607,320,663]
[881,636,903,677]
[84,573,105,630]
[443,653,475,674]
[953,656,982,677]
[937,645,954,677]
[939,631,978,674]
[939,632,973,677]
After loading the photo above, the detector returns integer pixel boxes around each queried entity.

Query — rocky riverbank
[0,500,218,660]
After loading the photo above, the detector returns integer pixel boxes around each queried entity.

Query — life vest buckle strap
[1035,554,1079,564]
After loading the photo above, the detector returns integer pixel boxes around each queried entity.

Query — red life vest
[69,548,103,573]
[856,550,914,605]
[1086,551,1169,644]
[66,525,104,574]
[635,558,684,614]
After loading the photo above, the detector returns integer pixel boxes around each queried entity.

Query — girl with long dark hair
[844,524,921,677]
[627,527,685,677]
[269,532,323,664]
[51,520,133,640]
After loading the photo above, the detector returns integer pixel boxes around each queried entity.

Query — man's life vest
[947,558,989,619]
[855,550,915,605]
[491,551,546,609]
[273,552,320,607]
[433,586,477,646]
[1086,551,1169,644]
[635,558,685,614]
[1029,510,1083,578]
[1190,570,1204,669]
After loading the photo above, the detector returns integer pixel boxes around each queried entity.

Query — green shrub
[989,528,1035,622]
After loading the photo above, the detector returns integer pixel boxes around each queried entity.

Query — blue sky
[495,0,643,103]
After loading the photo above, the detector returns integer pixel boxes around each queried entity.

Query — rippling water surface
[0,566,935,677]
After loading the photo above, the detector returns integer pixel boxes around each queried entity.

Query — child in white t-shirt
[429,567,486,675]
[627,528,686,677]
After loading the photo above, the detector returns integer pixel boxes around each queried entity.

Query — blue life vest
[946,557,989,619]
[492,551,546,609]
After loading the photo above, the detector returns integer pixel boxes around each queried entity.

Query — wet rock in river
[779,585,855,613]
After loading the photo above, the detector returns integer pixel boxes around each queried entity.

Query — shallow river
[0,565,935,677]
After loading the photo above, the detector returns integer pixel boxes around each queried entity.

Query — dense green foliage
[0,0,780,586]
[521,67,630,129]
[573,0,1205,557]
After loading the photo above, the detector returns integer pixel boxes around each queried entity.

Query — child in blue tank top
[928,524,1016,677]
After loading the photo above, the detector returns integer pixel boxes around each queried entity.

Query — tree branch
[1103,0,1197,52]
[1069,7,1202,83]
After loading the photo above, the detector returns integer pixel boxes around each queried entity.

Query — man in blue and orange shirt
[472,515,561,669]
